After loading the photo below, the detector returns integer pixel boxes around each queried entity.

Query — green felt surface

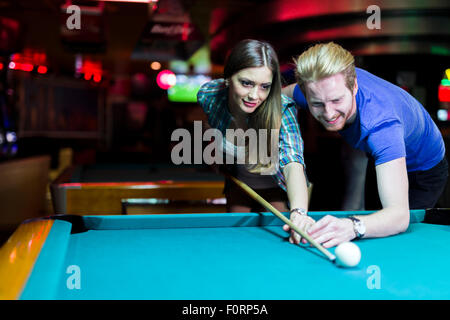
[21,211,450,300]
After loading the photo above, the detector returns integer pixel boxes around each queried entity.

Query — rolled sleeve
[279,104,305,170]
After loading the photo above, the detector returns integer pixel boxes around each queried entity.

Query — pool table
[1,209,449,300]
[50,163,225,214]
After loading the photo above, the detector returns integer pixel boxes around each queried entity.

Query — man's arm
[356,157,410,237]
[307,157,410,248]
[282,84,297,99]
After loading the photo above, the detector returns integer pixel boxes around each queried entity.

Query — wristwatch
[347,216,366,239]
[290,208,308,216]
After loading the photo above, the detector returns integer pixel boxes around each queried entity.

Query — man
[282,42,448,248]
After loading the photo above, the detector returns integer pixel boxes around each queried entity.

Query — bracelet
[290,208,308,216]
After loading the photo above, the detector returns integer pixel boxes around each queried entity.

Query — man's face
[304,73,358,131]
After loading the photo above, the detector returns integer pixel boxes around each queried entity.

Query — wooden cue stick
[228,175,336,262]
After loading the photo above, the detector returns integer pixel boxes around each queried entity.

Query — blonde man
[283,42,447,248]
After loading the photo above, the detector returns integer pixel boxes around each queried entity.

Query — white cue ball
[335,242,361,268]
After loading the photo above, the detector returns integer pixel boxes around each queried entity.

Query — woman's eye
[240,80,252,87]
[261,85,271,91]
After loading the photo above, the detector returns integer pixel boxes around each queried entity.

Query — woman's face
[228,66,273,115]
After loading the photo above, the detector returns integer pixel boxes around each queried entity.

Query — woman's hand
[282,212,316,244]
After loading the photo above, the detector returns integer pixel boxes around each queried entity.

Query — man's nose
[323,104,334,118]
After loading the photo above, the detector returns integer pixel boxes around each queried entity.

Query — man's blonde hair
[295,42,356,92]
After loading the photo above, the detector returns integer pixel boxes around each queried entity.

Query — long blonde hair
[295,42,356,92]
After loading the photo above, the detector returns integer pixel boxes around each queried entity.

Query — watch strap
[290,208,308,216]
[348,216,363,239]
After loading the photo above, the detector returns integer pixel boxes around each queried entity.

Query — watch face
[355,220,366,235]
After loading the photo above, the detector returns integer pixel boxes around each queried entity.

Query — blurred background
[0,0,449,241]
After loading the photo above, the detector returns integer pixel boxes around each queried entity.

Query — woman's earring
[225,79,229,86]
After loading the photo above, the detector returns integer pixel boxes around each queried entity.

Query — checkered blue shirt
[197,79,305,191]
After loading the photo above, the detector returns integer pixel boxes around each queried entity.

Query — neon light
[59,181,175,188]
[156,69,176,90]
[21,63,33,72]
[37,66,48,74]
[437,109,448,121]
[97,0,155,3]
[93,74,102,82]
[181,23,189,41]
[150,61,161,70]
[438,85,450,102]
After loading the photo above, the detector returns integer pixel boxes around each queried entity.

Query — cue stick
[227,174,336,262]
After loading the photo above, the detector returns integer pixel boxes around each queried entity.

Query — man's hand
[282,212,316,245]
[307,215,356,248]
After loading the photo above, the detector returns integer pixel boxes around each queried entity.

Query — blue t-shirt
[293,68,445,172]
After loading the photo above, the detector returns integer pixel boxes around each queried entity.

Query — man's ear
[353,79,358,96]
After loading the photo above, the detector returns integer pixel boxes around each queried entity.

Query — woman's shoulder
[197,79,229,119]
[281,94,297,109]
[280,93,298,118]
[198,78,227,97]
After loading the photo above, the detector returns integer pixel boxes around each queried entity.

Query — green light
[167,85,199,103]
[431,46,450,56]
[442,79,450,86]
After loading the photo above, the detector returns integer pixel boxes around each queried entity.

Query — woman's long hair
[224,39,282,174]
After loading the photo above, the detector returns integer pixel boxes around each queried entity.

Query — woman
[197,39,313,244]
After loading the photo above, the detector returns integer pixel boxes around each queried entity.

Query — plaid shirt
[197,79,305,191]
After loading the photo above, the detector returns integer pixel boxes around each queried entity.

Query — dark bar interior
[1,0,449,242]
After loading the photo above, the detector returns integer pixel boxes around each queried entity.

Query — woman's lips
[243,100,257,108]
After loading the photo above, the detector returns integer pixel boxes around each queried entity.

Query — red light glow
[439,85,450,102]
[21,63,34,72]
[181,23,189,41]
[97,0,155,3]
[37,66,48,74]
[156,69,176,90]
[156,70,177,90]
[10,50,48,73]
[78,59,103,82]
[93,74,102,82]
